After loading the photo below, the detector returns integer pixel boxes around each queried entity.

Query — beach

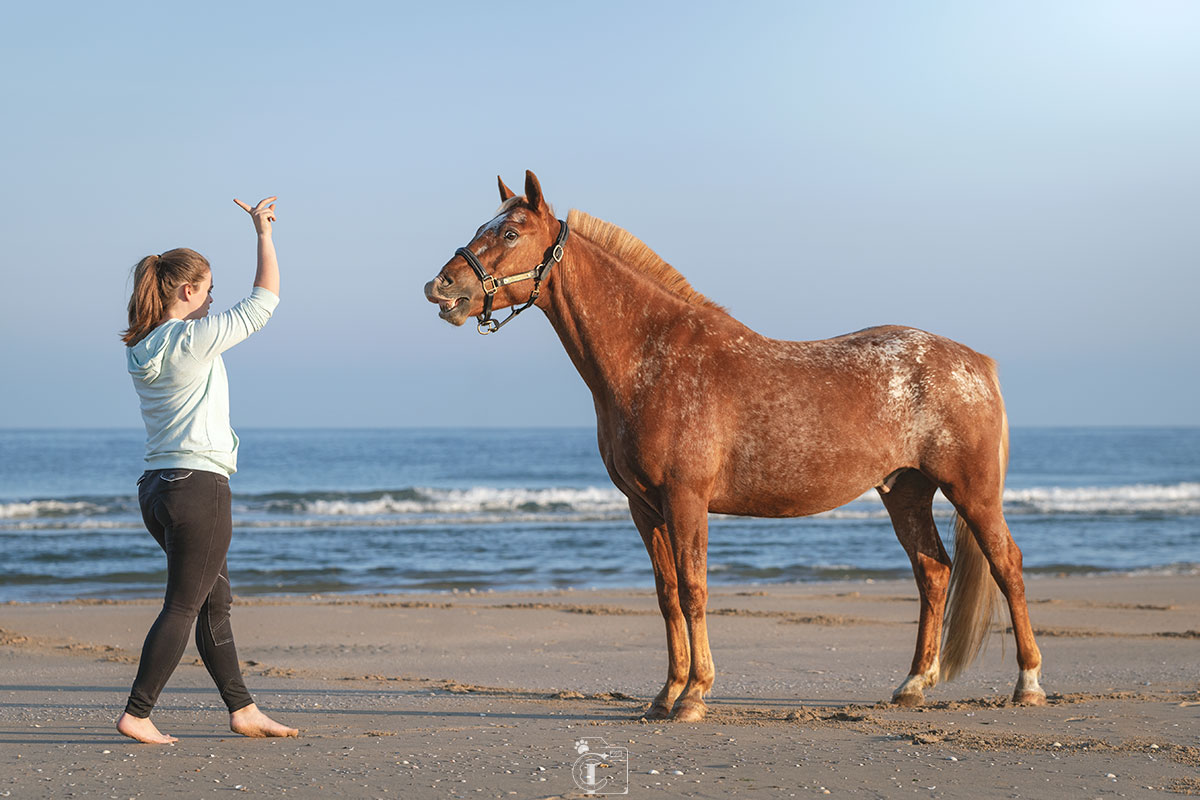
[2,573,1197,798]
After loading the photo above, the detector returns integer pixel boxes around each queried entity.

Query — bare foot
[116,712,178,744]
[229,704,298,738]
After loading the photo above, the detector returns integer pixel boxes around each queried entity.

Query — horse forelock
[566,209,725,312]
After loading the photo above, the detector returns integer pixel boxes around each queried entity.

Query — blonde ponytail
[121,248,210,346]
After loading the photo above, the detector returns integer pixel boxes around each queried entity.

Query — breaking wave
[3,482,1198,526]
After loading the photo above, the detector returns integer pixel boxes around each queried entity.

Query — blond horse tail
[940,409,1008,683]
[939,512,1000,681]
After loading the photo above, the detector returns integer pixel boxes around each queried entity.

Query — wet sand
[1,574,1198,798]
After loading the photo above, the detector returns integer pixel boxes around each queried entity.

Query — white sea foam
[3,482,1198,523]
[1003,482,1200,515]
[291,481,1200,519]
[298,486,628,517]
[832,482,1200,519]
[0,499,108,519]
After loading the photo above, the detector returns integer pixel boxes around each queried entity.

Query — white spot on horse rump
[935,427,957,448]
[947,363,991,404]
[887,369,910,406]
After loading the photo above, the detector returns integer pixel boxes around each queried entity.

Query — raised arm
[183,197,281,362]
[234,196,280,296]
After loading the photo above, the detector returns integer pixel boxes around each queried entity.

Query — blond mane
[567,209,724,311]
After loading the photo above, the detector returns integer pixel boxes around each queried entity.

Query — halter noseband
[455,219,569,335]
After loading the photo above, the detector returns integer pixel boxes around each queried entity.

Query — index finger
[254,196,278,211]
[233,198,252,212]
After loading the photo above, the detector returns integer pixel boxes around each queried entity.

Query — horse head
[425,170,566,333]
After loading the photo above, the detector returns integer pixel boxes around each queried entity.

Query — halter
[455,219,569,335]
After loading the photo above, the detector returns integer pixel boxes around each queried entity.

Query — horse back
[603,320,1007,518]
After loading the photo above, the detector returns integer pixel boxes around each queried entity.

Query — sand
[1,574,1198,798]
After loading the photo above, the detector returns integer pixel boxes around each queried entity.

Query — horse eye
[504,230,518,241]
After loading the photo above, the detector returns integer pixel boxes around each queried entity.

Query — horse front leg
[629,501,689,719]
[663,491,714,722]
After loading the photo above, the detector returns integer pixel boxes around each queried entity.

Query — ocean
[1,427,1197,602]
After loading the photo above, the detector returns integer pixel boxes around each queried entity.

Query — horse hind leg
[879,469,951,707]
[946,493,1046,706]
[628,501,690,720]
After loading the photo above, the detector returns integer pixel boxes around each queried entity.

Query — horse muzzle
[424,280,475,326]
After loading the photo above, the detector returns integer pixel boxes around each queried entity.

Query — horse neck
[538,236,696,405]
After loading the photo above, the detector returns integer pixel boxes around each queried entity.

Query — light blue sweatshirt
[126,287,279,476]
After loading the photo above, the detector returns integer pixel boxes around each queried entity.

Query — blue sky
[1,1,1197,427]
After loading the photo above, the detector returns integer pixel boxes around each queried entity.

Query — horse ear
[497,176,516,202]
[524,170,543,212]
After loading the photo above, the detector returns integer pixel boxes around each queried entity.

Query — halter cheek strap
[455,219,569,335]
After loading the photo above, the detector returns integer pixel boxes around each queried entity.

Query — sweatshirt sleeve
[184,287,280,362]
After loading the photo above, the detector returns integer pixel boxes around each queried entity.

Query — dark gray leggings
[124,468,253,718]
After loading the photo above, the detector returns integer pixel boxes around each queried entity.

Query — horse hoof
[671,701,707,723]
[1013,690,1047,706]
[892,691,924,708]
[641,704,672,720]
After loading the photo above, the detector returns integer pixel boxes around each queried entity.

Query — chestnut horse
[424,171,1045,721]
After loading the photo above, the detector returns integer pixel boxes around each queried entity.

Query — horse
[424,171,1046,722]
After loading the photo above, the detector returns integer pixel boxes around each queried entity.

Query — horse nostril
[440,274,453,287]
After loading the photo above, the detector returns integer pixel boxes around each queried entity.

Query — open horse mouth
[424,280,473,326]
[438,297,465,318]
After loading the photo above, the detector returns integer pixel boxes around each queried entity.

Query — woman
[117,197,296,744]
